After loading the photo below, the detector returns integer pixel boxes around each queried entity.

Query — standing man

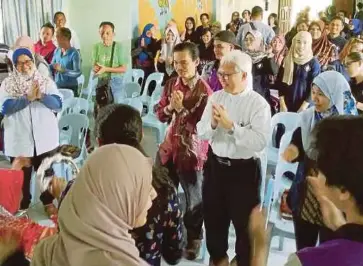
[328,17,347,53]
[197,50,271,266]
[53,11,81,51]
[34,22,57,64]
[50,28,82,96]
[155,42,212,261]
[236,6,275,46]
[201,30,241,92]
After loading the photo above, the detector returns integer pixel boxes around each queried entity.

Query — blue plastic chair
[124,82,142,98]
[142,86,167,144]
[267,112,300,166]
[132,69,145,87]
[58,88,74,102]
[58,114,89,166]
[139,72,164,106]
[119,98,143,114]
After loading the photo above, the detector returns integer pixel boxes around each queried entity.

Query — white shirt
[197,88,271,159]
[53,27,81,50]
[0,78,61,157]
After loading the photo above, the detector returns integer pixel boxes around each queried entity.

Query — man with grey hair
[197,50,271,266]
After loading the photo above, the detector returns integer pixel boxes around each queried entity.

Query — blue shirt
[50,47,81,88]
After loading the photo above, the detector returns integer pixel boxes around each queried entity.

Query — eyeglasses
[16,59,33,67]
[217,71,240,79]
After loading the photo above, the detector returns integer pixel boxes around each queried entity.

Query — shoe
[209,256,229,266]
[280,189,293,220]
[44,204,58,217]
[184,240,201,260]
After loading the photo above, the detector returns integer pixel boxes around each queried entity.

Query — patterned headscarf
[243,30,267,64]
[271,34,288,67]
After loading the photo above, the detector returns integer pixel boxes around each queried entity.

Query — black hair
[251,6,263,17]
[200,13,209,20]
[346,51,363,62]
[173,42,199,61]
[41,22,55,35]
[231,11,240,20]
[358,2,363,10]
[185,17,196,31]
[53,11,65,23]
[242,9,251,16]
[99,21,115,32]
[268,13,279,27]
[201,27,212,37]
[57,27,72,40]
[330,16,344,26]
[312,116,363,214]
[95,104,175,193]
[338,10,347,16]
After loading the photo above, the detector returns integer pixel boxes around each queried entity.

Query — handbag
[95,41,116,117]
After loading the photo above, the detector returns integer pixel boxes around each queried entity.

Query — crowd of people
[0,3,363,266]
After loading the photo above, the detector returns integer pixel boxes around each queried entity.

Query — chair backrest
[122,69,133,85]
[132,69,145,87]
[124,82,142,98]
[274,131,298,199]
[269,112,300,147]
[59,89,74,102]
[141,72,164,98]
[263,177,275,228]
[58,114,89,148]
[77,75,85,90]
[147,85,163,115]
[119,98,143,114]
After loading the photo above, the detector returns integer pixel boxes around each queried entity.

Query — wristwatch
[228,123,235,135]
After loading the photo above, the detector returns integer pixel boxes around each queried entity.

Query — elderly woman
[276,31,321,113]
[0,47,62,211]
[282,71,357,251]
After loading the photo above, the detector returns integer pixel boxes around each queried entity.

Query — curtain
[2,0,63,46]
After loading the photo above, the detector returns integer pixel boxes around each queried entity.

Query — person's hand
[249,205,269,246]
[282,144,299,162]
[0,231,21,263]
[11,157,31,170]
[212,104,233,130]
[53,63,63,73]
[211,103,219,129]
[170,90,184,112]
[48,177,68,200]
[94,64,107,76]
[297,101,309,113]
[93,64,101,73]
[158,57,165,63]
[141,37,146,47]
[27,84,38,101]
[280,103,288,112]
[307,176,347,231]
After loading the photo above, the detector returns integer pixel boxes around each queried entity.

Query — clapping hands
[168,90,184,112]
[211,103,233,130]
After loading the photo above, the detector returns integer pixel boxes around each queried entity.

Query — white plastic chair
[119,98,143,114]
[139,72,164,106]
[132,69,145,87]
[58,114,89,166]
[124,82,142,98]
[122,69,133,85]
[77,74,85,90]
[267,112,300,166]
[62,97,90,116]
[81,71,98,100]
[58,88,74,102]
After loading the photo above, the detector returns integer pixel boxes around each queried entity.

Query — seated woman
[0,104,183,266]
[157,26,180,84]
[197,28,215,74]
[282,71,357,251]
[180,17,199,44]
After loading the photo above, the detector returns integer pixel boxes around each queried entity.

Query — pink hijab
[31,144,153,266]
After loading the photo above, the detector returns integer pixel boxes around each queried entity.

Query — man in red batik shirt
[156,42,212,261]
[34,22,56,64]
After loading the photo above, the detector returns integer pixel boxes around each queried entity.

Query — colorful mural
[138,0,213,38]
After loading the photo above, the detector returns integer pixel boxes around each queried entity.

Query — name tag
[305,65,311,72]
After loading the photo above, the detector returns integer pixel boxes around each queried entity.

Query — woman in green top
[92,21,127,100]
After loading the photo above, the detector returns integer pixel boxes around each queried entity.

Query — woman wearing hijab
[269,34,288,77]
[309,20,339,70]
[244,30,278,109]
[198,28,215,74]
[345,52,363,114]
[157,26,180,84]
[0,47,62,211]
[282,71,358,251]
[276,31,321,113]
[133,23,160,78]
[30,144,156,266]
[180,17,198,43]
[285,19,310,49]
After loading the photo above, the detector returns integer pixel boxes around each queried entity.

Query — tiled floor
[1,127,296,266]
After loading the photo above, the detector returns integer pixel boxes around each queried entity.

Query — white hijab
[160,26,181,76]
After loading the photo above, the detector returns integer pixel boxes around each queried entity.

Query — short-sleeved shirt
[92,42,125,79]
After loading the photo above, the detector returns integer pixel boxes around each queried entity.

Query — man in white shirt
[197,50,271,266]
[236,6,275,46]
[53,12,81,51]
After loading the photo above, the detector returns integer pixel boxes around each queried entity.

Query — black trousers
[203,148,261,266]
[293,214,334,251]
[156,153,204,241]
[10,149,56,209]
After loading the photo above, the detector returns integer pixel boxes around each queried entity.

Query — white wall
[216,0,279,28]
[62,0,132,82]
